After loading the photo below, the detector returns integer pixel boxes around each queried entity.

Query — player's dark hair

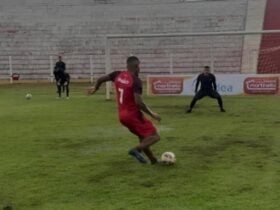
[127,56,139,65]
[204,66,210,69]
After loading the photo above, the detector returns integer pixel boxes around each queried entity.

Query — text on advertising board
[150,77,183,94]
[244,77,279,94]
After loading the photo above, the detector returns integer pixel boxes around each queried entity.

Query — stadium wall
[0,0,266,80]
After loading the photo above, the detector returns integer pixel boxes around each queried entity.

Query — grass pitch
[0,83,280,210]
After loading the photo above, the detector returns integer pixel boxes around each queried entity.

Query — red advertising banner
[244,77,279,94]
[149,77,184,94]
[147,74,280,96]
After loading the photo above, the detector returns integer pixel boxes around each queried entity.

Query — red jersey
[109,70,157,138]
[109,71,142,117]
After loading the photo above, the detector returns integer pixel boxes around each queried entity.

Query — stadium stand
[0,0,276,80]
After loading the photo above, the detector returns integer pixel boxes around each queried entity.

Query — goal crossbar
[106,30,280,39]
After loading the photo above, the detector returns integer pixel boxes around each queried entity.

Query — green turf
[0,83,279,210]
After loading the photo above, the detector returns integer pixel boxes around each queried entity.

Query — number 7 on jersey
[118,88,124,104]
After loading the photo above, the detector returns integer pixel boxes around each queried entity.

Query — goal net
[104,30,280,99]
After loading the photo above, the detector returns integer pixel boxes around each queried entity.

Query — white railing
[1,55,98,84]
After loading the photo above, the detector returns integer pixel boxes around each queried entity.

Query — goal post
[104,30,280,100]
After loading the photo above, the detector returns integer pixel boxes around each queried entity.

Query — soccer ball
[160,151,176,165]
[25,93,32,100]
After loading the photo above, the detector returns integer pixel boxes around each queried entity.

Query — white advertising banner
[147,74,280,96]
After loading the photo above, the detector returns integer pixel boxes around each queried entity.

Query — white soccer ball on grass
[25,93,32,100]
[160,151,176,165]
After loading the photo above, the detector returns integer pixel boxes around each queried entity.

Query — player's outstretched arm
[134,93,161,122]
[87,74,112,95]
[212,74,217,91]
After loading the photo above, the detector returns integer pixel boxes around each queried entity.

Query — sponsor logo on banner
[150,77,183,94]
[244,77,279,94]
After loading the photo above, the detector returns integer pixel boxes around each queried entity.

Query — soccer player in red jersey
[88,56,161,164]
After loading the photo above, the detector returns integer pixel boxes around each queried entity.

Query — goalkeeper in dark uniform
[186,66,225,113]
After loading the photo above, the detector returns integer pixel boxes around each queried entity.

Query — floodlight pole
[49,55,53,83]
[169,53,174,74]
[9,56,13,84]
[105,37,111,100]
[90,55,94,83]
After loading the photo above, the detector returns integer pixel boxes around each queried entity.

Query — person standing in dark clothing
[53,56,66,83]
[186,66,225,113]
[54,56,65,73]
[53,56,70,98]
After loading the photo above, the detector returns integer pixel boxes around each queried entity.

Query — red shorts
[119,111,157,139]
